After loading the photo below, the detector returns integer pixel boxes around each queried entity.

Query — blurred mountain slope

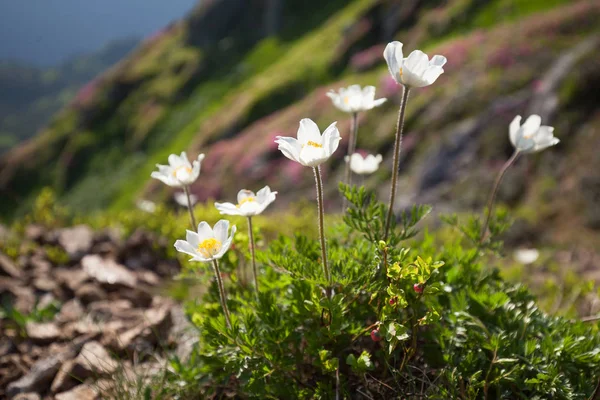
[1,0,599,257]
[0,38,138,153]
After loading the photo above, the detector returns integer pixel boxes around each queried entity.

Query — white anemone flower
[384,41,447,88]
[513,248,540,265]
[326,85,386,113]
[136,199,156,213]
[151,152,205,187]
[174,220,236,262]
[344,153,383,175]
[174,192,198,207]
[509,115,559,154]
[275,118,341,167]
[215,186,277,217]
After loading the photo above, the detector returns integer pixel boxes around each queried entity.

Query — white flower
[174,220,236,262]
[383,41,447,88]
[174,192,198,207]
[344,153,383,175]
[215,186,277,217]
[136,199,156,213]
[275,118,341,167]
[326,85,386,113]
[513,248,539,264]
[151,152,205,187]
[509,115,559,153]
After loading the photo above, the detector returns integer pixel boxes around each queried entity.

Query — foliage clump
[173,184,600,398]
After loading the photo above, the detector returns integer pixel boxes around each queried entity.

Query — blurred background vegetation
[1,0,599,314]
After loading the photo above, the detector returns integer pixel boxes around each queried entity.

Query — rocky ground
[0,224,194,399]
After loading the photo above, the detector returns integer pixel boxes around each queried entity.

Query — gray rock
[13,393,41,400]
[70,341,117,379]
[81,255,137,288]
[25,322,61,344]
[55,384,98,400]
[0,252,22,279]
[58,225,94,260]
[6,348,75,398]
[75,283,107,305]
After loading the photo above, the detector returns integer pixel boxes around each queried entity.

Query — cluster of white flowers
[147,39,560,325]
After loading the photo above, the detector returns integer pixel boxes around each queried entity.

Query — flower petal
[237,189,255,204]
[215,202,241,216]
[185,230,200,248]
[275,136,302,163]
[321,121,341,157]
[297,118,322,144]
[509,115,522,148]
[174,240,199,260]
[213,219,230,244]
[521,114,542,138]
[430,55,447,67]
[384,41,403,83]
[197,221,214,241]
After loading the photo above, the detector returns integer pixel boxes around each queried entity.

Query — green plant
[176,183,600,398]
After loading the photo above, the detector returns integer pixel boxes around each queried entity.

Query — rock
[28,256,52,275]
[24,225,45,242]
[55,268,89,293]
[55,384,98,400]
[0,277,35,314]
[57,225,94,260]
[13,393,41,400]
[75,283,107,305]
[107,305,172,352]
[0,354,26,397]
[70,341,117,379]
[81,255,137,288]
[55,299,85,324]
[0,252,22,278]
[87,300,136,321]
[32,276,58,293]
[50,360,77,394]
[25,322,61,344]
[170,305,197,362]
[6,348,76,398]
[0,337,15,357]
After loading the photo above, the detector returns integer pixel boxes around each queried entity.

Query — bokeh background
[1,0,599,312]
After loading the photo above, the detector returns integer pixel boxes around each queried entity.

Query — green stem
[183,185,197,230]
[247,216,259,296]
[313,166,331,287]
[479,150,520,243]
[384,87,410,240]
[211,259,232,329]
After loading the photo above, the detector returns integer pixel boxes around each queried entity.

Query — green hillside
[1,0,599,255]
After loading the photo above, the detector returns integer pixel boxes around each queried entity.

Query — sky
[0,0,199,66]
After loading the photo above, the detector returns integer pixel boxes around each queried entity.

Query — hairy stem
[247,216,259,296]
[384,87,410,240]
[479,150,520,242]
[211,259,232,329]
[183,185,197,230]
[314,166,331,287]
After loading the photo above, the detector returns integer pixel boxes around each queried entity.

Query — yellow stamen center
[197,238,222,258]
[306,141,323,148]
[236,197,255,208]
[172,166,192,177]
[343,96,350,104]
[399,67,404,78]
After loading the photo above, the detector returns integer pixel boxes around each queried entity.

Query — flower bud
[370,329,382,342]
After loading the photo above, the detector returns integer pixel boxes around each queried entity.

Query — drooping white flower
[326,85,386,113]
[174,220,236,262]
[174,192,198,207]
[509,115,559,153]
[383,41,447,88]
[275,118,341,167]
[344,153,383,175]
[513,248,539,264]
[151,152,205,187]
[136,199,156,213]
[215,186,277,217]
